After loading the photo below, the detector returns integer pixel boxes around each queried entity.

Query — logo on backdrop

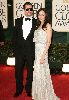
[0,0,8,28]
[52,0,69,32]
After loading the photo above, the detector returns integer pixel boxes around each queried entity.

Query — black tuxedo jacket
[13,17,37,58]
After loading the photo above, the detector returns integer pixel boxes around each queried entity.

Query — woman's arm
[40,23,52,64]
[43,23,52,55]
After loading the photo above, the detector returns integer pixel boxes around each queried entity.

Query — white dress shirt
[22,15,32,40]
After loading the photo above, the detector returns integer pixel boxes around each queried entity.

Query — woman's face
[38,10,46,22]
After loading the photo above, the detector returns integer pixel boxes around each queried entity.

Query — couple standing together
[13,2,60,100]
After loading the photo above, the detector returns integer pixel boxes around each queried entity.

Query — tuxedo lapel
[20,17,24,28]
[17,17,24,38]
[30,18,36,34]
[26,18,36,37]
[32,18,36,28]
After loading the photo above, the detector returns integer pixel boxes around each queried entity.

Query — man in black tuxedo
[13,2,36,97]
[0,20,4,46]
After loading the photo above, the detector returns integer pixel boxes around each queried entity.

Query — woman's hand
[40,54,45,64]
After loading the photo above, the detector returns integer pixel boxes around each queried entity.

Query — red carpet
[0,65,69,100]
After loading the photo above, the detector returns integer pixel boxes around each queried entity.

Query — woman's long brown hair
[36,8,51,29]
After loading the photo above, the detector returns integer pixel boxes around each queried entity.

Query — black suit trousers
[15,41,34,93]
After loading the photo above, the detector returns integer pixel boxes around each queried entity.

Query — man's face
[24,5,33,17]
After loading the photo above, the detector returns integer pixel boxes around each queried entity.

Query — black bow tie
[25,18,31,21]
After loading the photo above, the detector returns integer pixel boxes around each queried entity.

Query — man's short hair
[23,2,33,9]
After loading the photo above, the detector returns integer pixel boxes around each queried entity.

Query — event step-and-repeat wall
[0,0,68,42]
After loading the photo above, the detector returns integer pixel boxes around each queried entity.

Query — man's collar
[23,15,32,20]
